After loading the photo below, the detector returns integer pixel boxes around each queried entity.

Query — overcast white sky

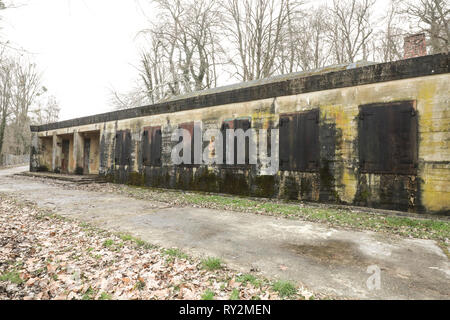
[1,0,391,121]
[1,0,155,120]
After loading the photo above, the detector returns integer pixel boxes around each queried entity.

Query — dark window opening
[115,130,132,166]
[279,109,319,171]
[358,101,418,175]
[221,118,251,166]
[142,126,162,166]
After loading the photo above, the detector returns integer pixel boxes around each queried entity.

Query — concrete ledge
[16,171,106,184]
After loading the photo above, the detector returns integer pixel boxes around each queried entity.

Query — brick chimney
[403,33,427,59]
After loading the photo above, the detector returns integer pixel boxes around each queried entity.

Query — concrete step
[16,171,107,184]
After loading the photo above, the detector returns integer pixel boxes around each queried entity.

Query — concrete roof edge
[31,53,449,133]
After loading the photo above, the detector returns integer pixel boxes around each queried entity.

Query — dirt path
[1,166,449,299]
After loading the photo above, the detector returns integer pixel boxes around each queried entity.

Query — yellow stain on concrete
[321,104,359,203]
[417,80,450,212]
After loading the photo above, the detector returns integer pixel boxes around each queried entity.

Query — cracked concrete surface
[1,166,449,299]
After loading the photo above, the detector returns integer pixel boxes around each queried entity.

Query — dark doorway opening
[61,139,70,174]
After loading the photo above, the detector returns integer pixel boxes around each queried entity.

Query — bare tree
[280,6,330,72]
[0,53,42,157]
[137,30,177,103]
[403,0,449,54]
[134,0,225,106]
[109,83,151,111]
[31,89,61,125]
[8,59,41,155]
[0,0,10,155]
[0,57,13,156]
[274,0,306,74]
[222,0,299,81]
[116,0,447,114]
[309,8,332,69]
[372,0,404,62]
[327,0,376,63]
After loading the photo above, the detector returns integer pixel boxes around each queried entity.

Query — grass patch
[133,238,145,247]
[272,280,297,298]
[181,193,450,241]
[229,289,240,300]
[119,234,133,242]
[133,237,155,249]
[99,292,112,300]
[0,271,23,284]
[82,287,95,300]
[102,239,114,247]
[236,274,260,286]
[201,289,215,300]
[135,280,146,291]
[163,248,189,260]
[115,232,157,250]
[201,257,223,271]
[111,185,450,242]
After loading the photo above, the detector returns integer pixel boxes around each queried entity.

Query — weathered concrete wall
[84,131,100,174]
[31,127,102,175]
[30,136,52,172]
[0,154,29,166]
[68,136,74,173]
[30,54,449,214]
[73,131,84,174]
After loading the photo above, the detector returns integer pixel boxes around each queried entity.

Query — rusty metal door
[142,126,162,166]
[279,109,319,171]
[221,118,251,166]
[358,101,417,174]
[114,130,132,166]
[179,122,194,165]
[83,138,91,174]
[61,140,70,173]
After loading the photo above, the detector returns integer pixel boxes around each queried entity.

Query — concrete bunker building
[30,53,449,215]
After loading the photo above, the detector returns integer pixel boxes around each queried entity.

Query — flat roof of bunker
[31,53,448,132]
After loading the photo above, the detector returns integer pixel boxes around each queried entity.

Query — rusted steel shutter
[358,101,417,174]
[235,118,251,165]
[235,118,251,130]
[151,127,162,166]
[221,118,251,165]
[114,132,122,165]
[123,130,132,166]
[142,126,162,166]
[115,130,131,166]
[179,122,194,165]
[299,109,319,171]
[142,129,150,166]
[221,120,233,164]
[279,109,320,171]
[279,114,294,170]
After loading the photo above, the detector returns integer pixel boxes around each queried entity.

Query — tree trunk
[0,112,6,158]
